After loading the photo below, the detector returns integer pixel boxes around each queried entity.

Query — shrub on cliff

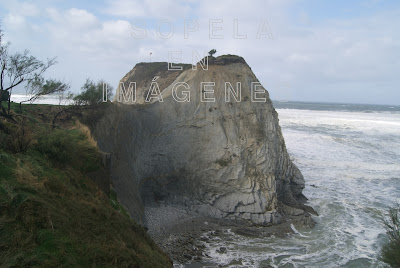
[381,205,400,267]
[36,128,100,173]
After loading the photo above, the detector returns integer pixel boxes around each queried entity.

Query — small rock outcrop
[91,55,314,226]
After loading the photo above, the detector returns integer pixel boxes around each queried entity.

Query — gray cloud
[1,0,399,105]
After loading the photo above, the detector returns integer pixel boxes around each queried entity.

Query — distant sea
[273,100,400,113]
[11,94,71,105]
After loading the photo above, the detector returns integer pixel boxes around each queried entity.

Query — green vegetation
[73,79,113,105]
[381,205,400,267]
[208,49,217,57]
[0,25,60,116]
[21,77,71,106]
[0,102,172,267]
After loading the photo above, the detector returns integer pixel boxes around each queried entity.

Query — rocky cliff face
[92,55,314,227]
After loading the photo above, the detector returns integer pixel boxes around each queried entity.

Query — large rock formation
[91,55,313,227]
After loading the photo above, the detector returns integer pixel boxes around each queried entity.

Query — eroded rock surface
[91,55,314,227]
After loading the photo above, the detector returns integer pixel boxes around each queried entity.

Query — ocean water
[10,94,71,105]
[179,102,400,268]
[15,95,398,267]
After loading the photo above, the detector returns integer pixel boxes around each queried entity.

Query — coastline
[144,203,314,265]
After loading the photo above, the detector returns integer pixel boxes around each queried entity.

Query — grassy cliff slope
[0,102,172,268]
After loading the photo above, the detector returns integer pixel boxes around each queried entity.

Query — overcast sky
[1,0,399,105]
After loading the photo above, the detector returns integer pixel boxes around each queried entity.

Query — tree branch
[3,77,24,92]
[0,61,5,90]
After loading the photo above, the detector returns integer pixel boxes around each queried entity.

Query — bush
[208,49,217,57]
[73,78,113,105]
[3,120,34,153]
[1,90,9,101]
[36,128,100,172]
[381,205,400,267]
[36,129,75,163]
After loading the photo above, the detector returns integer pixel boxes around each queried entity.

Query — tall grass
[73,120,98,148]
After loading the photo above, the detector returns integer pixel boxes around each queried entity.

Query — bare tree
[0,26,57,116]
[19,77,71,110]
